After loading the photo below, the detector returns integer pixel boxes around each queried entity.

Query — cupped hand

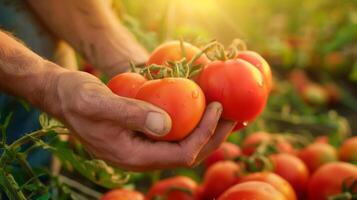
[48,69,236,171]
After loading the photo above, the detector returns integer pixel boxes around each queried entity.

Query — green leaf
[36,193,50,200]
[45,140,129,189]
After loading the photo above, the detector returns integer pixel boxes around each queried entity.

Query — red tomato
[136,78,205,141]
[218,181,286,200]
[308,162,357,200]
[315,136,329,144]
[236,51,273,92]
[339,137,357,163]
[147,41,210,66]
[101,189,144,200]
[107,73,147,98]
[241,132,294,156]
[271,153,309,198]
[204,142,241,168]
[198,60,268,122]
[239,172,297,200]
[297,143,338,173]
[146,176,197,200]
[201,161,241,199]
[242,132,271,155]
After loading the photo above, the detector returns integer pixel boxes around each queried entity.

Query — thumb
[100,95,172,137]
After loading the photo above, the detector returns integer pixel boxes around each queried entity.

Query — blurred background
[95,0,357,136]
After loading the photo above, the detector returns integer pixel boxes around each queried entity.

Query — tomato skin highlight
[239,172,297,200]
[136,78,205,141]
[201,161,241,200]
[145,176,197,200]
[198,59,268,122]
[297,142,338,173]
[271,153,309,198]
[204,142,241,168]
[339,136,357,163]
[218,181,287,200]
[236,51,273,92]
[101,189,144,200]
[147,40,210,66]
[107,73,147,98]
[307,162,357,200]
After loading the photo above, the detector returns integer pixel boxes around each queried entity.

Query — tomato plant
[239,172,297,200]
[198,59,268,122]
[339,137,357,163]
[136,78,205,141]
[201,161,241,199]
[307,162,357,200]
[218,181,286,200]
[146,176,197,200]
[271,153,309,198]
[147,41,210,66]
[107,72,147,98]
[297,142,338,173]
[101,189,144,200]
[204,142,241,168]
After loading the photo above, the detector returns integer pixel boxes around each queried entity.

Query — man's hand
[50,69,235,171]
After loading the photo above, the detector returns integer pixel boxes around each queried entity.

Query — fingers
[193,120,236,165]
[98,95,172,137]
[114,102,223,171]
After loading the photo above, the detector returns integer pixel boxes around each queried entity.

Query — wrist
[28,60,67,117]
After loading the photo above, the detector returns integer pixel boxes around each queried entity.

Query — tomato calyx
[328,178,357,200]
[235,155,274,173]
[206,38,247,61]
[134,40,218,80]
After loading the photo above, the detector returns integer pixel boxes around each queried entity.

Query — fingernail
[145,112,171,136]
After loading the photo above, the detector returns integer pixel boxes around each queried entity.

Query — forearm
[0,31,65,114]
[28,0,148,77]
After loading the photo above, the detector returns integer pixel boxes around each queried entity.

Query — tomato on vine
[239,172,297,200]
[147,40,210,67]
[101,189,144,200]
[218,181,287,200]
[107,72,147,98]
[198,59,268,122]
[146,176,197,200]
[307,162,357,200]
[136,78,205,141]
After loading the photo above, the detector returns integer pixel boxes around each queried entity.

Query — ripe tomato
[339,137,357,163]
[107,72,147,98]
[101,189,144,200]
[297,142,338,173]
[236,51,272,92]
[204,142,241,168]
[147,41,210,66]
[198,59,268,122]
[201,161,241,199]
[239,172,297,200]
[241,132,293,156]
[146,176,197,200]
[136,78,205,141]
[218,181,286,200]
[308,162,357,200]
[271,153,309,198]
[315,136,329,144]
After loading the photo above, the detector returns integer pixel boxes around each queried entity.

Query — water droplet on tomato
[192,90,199,99]
[243,121,248,126]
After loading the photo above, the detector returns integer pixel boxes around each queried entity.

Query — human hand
[45,68,235,171]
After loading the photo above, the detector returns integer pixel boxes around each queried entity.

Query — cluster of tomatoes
[101,134,357,200]
[107,40,271,141]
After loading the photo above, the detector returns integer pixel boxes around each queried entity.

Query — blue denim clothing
[0,0,57,167]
